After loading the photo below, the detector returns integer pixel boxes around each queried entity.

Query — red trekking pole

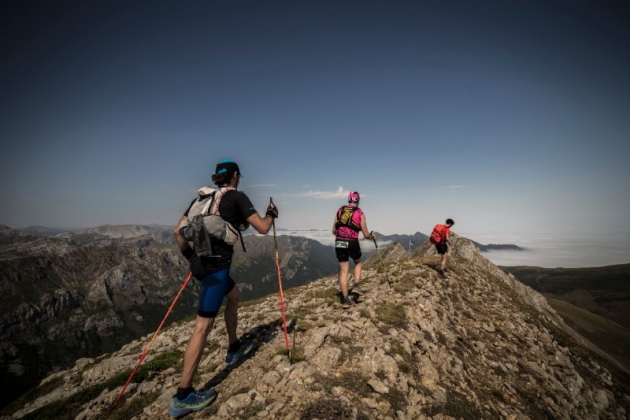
[270,198,290,353]
[113,271,193,407]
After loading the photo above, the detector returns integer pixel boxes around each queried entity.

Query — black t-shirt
[183,189,257,277]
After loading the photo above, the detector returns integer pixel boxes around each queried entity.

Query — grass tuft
[375,303,407,328]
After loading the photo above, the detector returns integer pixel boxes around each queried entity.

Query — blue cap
[215,159,242,178]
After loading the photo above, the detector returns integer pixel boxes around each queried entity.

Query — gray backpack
[179,187,246,257]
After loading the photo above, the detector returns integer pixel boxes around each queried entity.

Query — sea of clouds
[459,228,630,268]
[269,228,630,269]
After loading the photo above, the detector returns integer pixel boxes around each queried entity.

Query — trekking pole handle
[267,197,278,223]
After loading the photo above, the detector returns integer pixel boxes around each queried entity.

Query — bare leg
[179,316,215,388]
[224,285,241,346]
[352,259,362,287]
[440,254,447,272]
[338,261,350,297]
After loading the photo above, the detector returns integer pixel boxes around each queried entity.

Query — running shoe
[342,296,354,309]
[168,389,217,417]
[225,340,254,365]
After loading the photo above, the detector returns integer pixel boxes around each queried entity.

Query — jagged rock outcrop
[0,226,195,409]
[0,289,84,340]
[410,234,554,314]
[0,225,338,409]
[6,236,628,419]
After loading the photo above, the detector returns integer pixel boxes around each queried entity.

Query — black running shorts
[435,242,448,255]
[335,239,362,262]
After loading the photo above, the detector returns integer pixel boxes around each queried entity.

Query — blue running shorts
[197,269,236,318]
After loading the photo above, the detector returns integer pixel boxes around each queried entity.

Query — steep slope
[0,226,337,408]
[0,234,194,409]
[5,236,628,419]
[500,264,630,373]
[500,264,630,329]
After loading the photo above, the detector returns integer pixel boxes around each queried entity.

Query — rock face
[5,235,628,419]
[0,225,338,408]
[0,226,193,409]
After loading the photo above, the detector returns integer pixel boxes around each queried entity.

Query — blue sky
[2,0,629,242]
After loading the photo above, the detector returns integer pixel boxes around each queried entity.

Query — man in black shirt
[168,159,278,417]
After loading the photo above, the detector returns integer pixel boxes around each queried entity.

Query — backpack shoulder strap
[208,187,246,252]
[209,187,235,215]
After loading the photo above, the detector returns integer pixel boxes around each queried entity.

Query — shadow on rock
[203,318,295,389]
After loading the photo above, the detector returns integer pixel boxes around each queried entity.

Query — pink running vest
[335,206,363,240]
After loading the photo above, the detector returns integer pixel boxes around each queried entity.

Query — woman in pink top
[332,191,376,309]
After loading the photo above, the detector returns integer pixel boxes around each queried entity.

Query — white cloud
[292,186,348,199]
[447,185,465,193]
[248,184,276,188]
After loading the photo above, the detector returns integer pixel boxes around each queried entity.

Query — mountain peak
[7,236,629,419]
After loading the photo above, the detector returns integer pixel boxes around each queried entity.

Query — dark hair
[212,172,233,187]
[446,218,455,225]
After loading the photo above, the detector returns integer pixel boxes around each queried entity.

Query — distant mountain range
[18,225,524,253]
[372,231,523,253]
[22,226,80,236]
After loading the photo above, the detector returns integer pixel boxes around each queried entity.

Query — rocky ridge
[5,235,629,419]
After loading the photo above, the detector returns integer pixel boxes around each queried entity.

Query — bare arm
[173,215,190,251]
[247,213,274,235]
[360,213,375,240]
[332,217,338,235]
